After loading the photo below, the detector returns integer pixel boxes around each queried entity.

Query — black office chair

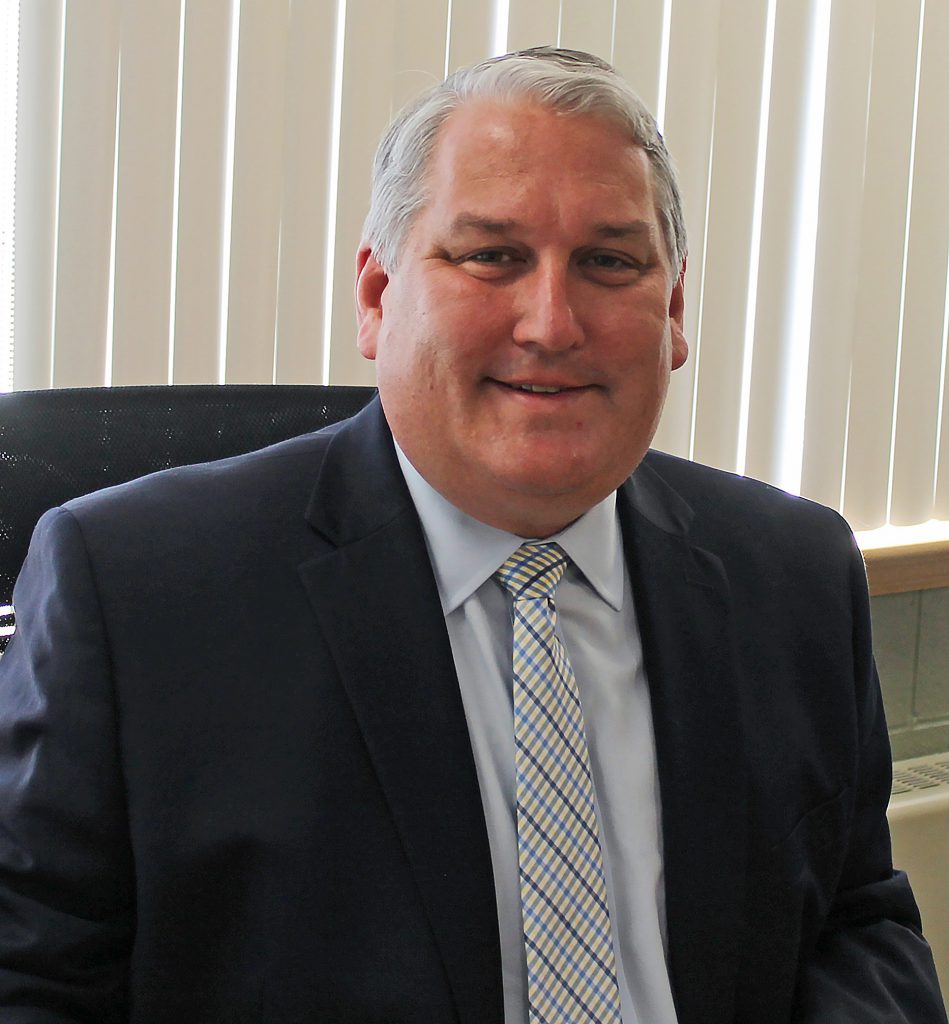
[0,384,377,651]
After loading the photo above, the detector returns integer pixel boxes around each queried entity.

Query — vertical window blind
[0,0,16,385]
[7,0,949,532]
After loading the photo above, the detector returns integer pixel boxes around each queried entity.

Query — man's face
[356,99,687,538]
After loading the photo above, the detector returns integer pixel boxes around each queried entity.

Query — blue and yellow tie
[495,542,623,1024]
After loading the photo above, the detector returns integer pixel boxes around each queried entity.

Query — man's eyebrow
[444,215,656,240]
[447,214,519,235]
[591,221,654,240]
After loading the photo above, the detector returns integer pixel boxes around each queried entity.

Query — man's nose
[511,265,584,351]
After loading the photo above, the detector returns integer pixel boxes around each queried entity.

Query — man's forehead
[426,103,650,187]
[420,129,658,234]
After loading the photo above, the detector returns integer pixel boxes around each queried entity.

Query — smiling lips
[498,380,588,395]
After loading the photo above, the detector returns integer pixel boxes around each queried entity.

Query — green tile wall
[872,587,949,760]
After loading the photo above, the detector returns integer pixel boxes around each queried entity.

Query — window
[6,0,949,537]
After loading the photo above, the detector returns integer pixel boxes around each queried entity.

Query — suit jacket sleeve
[791,536,946,1023]
[0,507,134,1022]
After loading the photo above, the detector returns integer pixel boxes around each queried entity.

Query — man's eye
[468,250,515,264]
[586,253,637,270]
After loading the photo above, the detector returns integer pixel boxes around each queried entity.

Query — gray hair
[362,46,687,275]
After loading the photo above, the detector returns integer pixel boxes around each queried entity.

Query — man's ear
[355,246,389,361]
[669,260,688,371]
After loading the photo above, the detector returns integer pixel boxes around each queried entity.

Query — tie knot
[494,542,568,600]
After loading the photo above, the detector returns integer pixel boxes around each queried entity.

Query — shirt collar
[395,444,625,615]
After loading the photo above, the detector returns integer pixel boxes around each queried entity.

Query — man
[0,46,944,1024]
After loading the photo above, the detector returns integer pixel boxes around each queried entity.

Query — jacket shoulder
[639,449,860,579]
[643,448,850,530]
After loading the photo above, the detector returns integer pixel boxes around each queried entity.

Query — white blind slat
[326,0,398,385]
[799,0,874,510]
[506,0,560,52]
[689,0,770,472]
[558,0,614,58]
[935,313,949,517]
[889,0,949,525]
[842,0,922,530]
[110,0,181,386]
[447,0,496,71]
[12,0,63,391]
[611,0,665,115]
[223,0,290,384]
[390,0,450,115]
[743,0,820,486]
[272,0,339,385]
[51,0,120,388]
[326,0,450,385]
[172,0,233,385]
[651,0,722,459]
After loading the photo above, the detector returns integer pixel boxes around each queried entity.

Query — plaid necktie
[495,542,623,1024]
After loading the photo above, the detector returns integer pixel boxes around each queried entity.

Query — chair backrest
[0,384,376,650]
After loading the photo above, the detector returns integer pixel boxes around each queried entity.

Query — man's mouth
[495,379,586,395]
[512,383,565,394]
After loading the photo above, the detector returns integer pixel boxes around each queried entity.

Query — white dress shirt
[396,446,679,1024]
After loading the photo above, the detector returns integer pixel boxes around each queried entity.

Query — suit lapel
[297,401,503,1024]
[620,459,748,1024]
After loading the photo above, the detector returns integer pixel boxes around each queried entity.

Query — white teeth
[516,383,562,393]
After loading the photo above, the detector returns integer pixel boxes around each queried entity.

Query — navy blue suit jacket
[0,398,944,1022]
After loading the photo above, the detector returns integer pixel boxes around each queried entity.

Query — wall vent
[891,755,949,797]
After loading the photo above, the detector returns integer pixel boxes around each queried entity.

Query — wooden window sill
[863,540,949,596]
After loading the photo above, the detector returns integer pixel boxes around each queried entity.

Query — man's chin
[484,468,621,531]
[492,453,636,501]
